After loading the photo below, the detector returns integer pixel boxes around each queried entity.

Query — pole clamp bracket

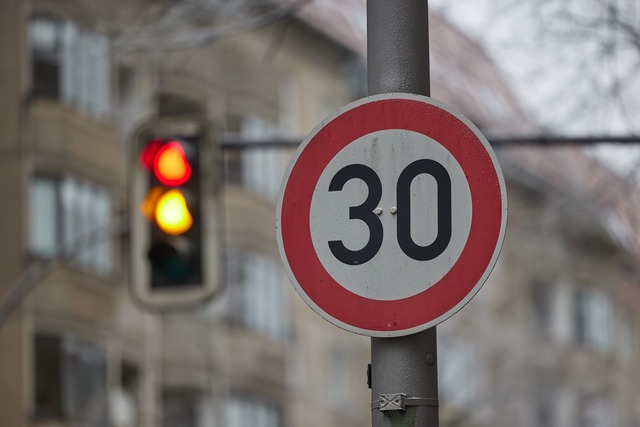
[371,393,439,411]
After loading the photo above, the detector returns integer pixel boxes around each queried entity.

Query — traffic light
[130,117,220,309]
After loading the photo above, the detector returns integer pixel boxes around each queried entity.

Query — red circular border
[280,97,504,333]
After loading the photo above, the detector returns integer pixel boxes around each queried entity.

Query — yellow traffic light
[154,189,193,235]
[140,186,165,221]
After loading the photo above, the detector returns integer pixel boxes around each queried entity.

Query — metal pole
[367,1,439,427]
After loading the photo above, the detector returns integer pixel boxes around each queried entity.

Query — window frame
[29,173,114,276]
[574,288,614,353]
[33,332,108,427]
[30,12,65,100]
[222,113,285,200]
[29,12,112,119]
[226,249,290,341]
[226,395,283,427]
[618,306,638,364]
[530,279,554,339]
[30,174,64,257]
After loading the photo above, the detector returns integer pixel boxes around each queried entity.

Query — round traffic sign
[276,93,507,337]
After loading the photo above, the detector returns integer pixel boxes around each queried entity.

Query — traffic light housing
[130,117,220,309]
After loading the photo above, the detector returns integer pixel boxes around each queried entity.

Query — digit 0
[396,159,452,261]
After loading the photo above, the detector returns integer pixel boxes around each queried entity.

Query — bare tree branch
[110,0,311,53]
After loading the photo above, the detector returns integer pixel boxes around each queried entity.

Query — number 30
[328,160,452,265]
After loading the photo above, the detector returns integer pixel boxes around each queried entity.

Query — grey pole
[367,2,439,427]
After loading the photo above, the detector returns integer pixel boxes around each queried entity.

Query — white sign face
[276,93,507,337]
[309,129,472,300]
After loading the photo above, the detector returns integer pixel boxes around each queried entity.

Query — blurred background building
[0,1,639,427]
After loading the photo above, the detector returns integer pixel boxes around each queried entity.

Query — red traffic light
[140,138,163,170]
[140,139,192,186]
[154,142,192,186]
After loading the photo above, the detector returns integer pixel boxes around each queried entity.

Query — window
[324,346,351,408]
[278,77,300,135]
[30,13,64,98]
[531,279,554,338]
[531,280,573,342]
[534,384,559,427]
[227,250,289,340]
[226,397,282,427]
[618,308,637,364]
[224,114,286,200]
[34,333,108,426]
[576,394,614,427]
[111,361,140,427]
[30,177,60,256]
[162,388,205,427]
[345,57,367,100]
[34,334,64,418]
[287,338,308,389]
[30,13,111,119]
[30,175,113,275]
[439,337,476,407]
[574,289,613,353]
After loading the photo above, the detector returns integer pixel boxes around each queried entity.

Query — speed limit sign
[276,93,507,337]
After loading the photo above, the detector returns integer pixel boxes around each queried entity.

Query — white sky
[429,0,640,176]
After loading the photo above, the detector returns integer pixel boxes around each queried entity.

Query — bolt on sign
[276,93,507,337]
